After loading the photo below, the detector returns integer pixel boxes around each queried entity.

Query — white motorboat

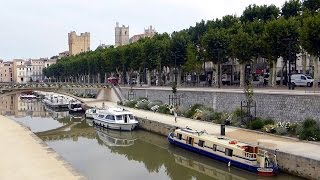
[93,107,138,131]
[85,108,98,119]
[42,94,69,108]
[68,100,84,113]
[20,94,37,99]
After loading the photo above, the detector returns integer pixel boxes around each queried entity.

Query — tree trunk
[137,73,140,85]
[157,69,161,86]
[214,64,219,87]
[313,55,319,89]
[270,60,277,87]
[147,70,151,86]
[169,67,174,83]
[126,72,130,85]
[177,68,181,87]
[302,52,307,75]
[239,64,245,88]
[219,63,222,88]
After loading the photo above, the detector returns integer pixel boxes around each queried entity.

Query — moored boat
[93,107,138,131]
[68,100,84,113]
[85,108,98,119]
[167,127,279,176]
[20,94,37,99]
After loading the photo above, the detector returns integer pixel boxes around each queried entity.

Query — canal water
[1,94,303,180]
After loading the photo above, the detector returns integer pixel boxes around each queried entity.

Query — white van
[291,74,314,87]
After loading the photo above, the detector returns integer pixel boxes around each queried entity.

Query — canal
[0,93,304,180]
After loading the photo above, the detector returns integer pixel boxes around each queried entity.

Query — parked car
[107,77,118,85]
[291,74,313,87]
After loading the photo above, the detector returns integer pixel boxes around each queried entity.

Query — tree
[300,13,320,88]
[281,0,302,19]
[264,17,300,87]
[241,4,280,22]
[183,44,202,84]
[302,0,320,12]
[202,28,230,87]
[230,28,255,87]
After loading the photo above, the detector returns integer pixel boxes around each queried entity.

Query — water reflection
[95,127,136,147]
[1,93,302,180]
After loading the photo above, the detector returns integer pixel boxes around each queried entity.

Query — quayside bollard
[221,124,225,136]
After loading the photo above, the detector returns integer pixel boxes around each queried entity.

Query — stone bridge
[0,82,125,102]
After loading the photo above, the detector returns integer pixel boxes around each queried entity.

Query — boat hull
[85,113,95,119]
[168,134,278,176]
[93,119,138,131]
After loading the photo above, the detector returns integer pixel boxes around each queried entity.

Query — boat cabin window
[98,115,104,118]
[213,144,217,151]
[198,140,205,147]
[106,115,115,120]
[225,148,233,157]
[116,115,123,120]
[177,133,182,140]
[187,137,194,145]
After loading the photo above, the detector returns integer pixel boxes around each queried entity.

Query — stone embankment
[85,100,320,180]
[121,87,320,123]
[0,115,85,180]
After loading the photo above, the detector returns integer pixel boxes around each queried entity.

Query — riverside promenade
[85,99,320,160]
[84,99,320,179]
[0,116,84,180]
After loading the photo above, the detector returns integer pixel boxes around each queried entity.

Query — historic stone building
[13,59,27,84]
[115,22,129,47]
[68,31,90,56]
[0,60,13,83]
[129,25,156,43]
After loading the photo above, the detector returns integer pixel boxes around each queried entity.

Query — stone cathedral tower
[115,22,129,47]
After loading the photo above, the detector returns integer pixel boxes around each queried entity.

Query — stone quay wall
[122,88,320,123]
[136,117,319,179]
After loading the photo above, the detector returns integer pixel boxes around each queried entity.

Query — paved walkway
[85,99,320,161]
[121,86,320,96]
[0,116,84,180]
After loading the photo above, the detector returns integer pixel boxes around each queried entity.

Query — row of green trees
[44,0,320,87]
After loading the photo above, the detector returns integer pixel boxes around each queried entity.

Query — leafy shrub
[275,126,288,135]
[302,118,317,129]
[184,104,205,118]
[264,118,275,125]
[123,100,137,108]
[147,100,163,110]
[192,109,203,120]
[212,112,224,124]
[287,123,298,136]
[201,110,215,121]
[158,104,170,114]
[247,118,264,130]
[298,118,320,141]
[233,108,246,118]
[135,100,150,110]
[262,124,276,133]
[137,97,148,101]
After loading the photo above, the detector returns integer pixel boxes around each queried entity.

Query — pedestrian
[102,102,105,109]
[174,108,178,123]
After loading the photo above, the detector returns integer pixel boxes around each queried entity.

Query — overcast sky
[0,0,287,61]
